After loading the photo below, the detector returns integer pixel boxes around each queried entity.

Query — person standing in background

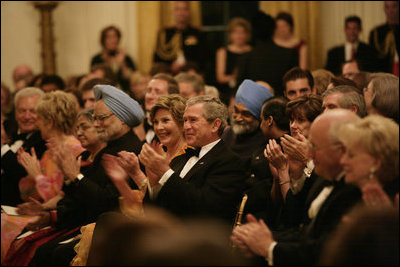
[215,17,252,106]
[369,1,399,76]
[153,1,207,75]
[273,12,308,70]
[90,25,137,92]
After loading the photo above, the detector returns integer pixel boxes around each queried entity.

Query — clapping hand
[280,133,310,165]
[138,142,169,186]
[17,147,42,179]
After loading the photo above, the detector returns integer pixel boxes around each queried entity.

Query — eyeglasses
[308,142,344,153]
[93,113,114,122]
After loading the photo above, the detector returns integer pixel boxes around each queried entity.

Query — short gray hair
[322,85,366,117]
[14,87,44,106]
[175,72,205,95]
[368,73,399,123]
[186,95,228,136]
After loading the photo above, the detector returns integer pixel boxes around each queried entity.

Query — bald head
[309,109,360,180]
[13,64,34,91]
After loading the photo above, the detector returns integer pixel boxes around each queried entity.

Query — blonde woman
[338,114,399,207]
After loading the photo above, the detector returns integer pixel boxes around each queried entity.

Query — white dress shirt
[148,139,221,200]
[345,41,359,61]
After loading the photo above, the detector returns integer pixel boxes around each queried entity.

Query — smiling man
[138,95,247,223]
[223,79,272,160]
[1,87,46,206]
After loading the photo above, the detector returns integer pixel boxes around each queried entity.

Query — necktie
[351,45,356,60]
[184,147,201,160]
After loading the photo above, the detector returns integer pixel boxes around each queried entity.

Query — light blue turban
[235,79,272,120]
[93,84,144,127]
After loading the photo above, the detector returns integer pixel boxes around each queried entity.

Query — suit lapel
[182,141,224,181]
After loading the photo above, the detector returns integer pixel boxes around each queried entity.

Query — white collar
[198,139,220,159]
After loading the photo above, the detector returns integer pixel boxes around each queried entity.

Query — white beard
[231,119,260,135]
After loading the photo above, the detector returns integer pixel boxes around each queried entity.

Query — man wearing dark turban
[31,85,145,265]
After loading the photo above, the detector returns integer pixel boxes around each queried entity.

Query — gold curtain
[136,1,202,74]
[259,1,322,71]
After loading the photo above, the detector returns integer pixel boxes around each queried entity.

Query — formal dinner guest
[363,72,399,123]
[337,115,399,206]
[7,84,145,266]
[215,17,252,106]
[90,25,136,92]
[266,94,323,229]
[1,91,84,264]
[102,94,189,212]
[137,96,247,223]
[231,110,362,266]
[273,12,308,70]
[1,87,46,206]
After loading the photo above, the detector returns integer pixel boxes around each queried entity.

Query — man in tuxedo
[231,109,362,265]
[1,87,46,206]
[326,16,378,76]
[139,95,247,224]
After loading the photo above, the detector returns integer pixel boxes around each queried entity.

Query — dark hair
[80,78,117,93]
[262,96,290,131]
[329,76,358,89]
[276,12,294,31]
[90,63,118,84]
[28,73,46,87]
[150,63,172,76]
[345,15,362,29]
[40,74,66,90]
[100,25,121,48]
[251,10,275,43]
[179,61,201,75]
[283,67,314,90]
[286,94,323,123]
[152,73,179,94]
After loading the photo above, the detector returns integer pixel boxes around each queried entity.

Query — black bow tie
[325,179,341,187]
[185,147,201,159]
[11,132,28,143]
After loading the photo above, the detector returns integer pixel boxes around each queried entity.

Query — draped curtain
[259,1,322,71]
[136,1,202,73]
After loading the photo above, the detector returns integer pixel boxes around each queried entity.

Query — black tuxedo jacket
[325,42,379,75]
[152,140,247,224]
[273,180,362,266]
[1,130,46,206]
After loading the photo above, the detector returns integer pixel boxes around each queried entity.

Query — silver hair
[14,87,44,106]
[186,95,228,136]
[322,85,366,117]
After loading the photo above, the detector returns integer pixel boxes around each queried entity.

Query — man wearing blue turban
[222,79,272,161]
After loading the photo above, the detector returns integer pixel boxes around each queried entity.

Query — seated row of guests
[1,73,398,265]
[232,109,398,265]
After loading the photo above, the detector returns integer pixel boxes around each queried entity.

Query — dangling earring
[369,167,375,180]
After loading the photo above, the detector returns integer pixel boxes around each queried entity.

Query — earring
[369,167,375,180]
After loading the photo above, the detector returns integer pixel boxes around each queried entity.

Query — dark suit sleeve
[156,154,246,222]
[325,48,341,75]
[124,55,136,71]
